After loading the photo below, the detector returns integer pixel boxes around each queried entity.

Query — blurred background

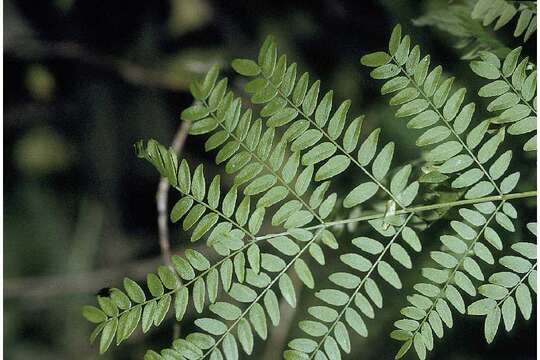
[4,0,536,359]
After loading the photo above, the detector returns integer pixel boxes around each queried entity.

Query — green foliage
[467,222,537,343]
[286,213,419,359]
[472,0,537,42]
[390,202,517,359]
[361,21,536,360]
[413,1,509,60]
[83,16,536,360]
[361,24,518,198]
[415,0,537,60]
[471,47,537,151]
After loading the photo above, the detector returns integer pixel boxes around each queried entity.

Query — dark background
[4,0,536,359]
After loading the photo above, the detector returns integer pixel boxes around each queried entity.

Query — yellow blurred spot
[14,127,73,175]
[168,0,212,37]
[25,64,55,102]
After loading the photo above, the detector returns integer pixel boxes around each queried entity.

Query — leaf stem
[255,190,537,240]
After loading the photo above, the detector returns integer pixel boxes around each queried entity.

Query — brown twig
[156,120,191,340]
[4,254,162,300]
[156,120,191,267]
[4,38,192,91]
[3,242,212,300]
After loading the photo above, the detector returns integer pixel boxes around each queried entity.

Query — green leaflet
[319,193,337,219]
[303,80,321,116]
[390,88,419,106]
[372,142,394,180]
[268,107,298,128]
[389,24,402,55]
[343,182,378,208]
[371,64,401,79]
[378,261,402,289]
[229,283,257,303]
[357,129,381,166]
[391,165,412,195]
[344,116,364,154]
[158,267,177,290]
[485,307,501,343]
[268,236,300,256]
[100,318,118,353]
[508,116,536,135]
[295,259,315,289]
[244,174,276,195]
[407,110,439,129]
[424,66,441,97]
[293,72,309,106]
[195,318,228,336]
[488,93,520,112]
[395,36,411,66]
[291,129,323,152]
[316,289,349,306]
[397,99,429,117]
[280,274,297,307]
[315,90,333,127]
[302,142,336,166]
[146,273,164,297]
[186,249,211,271]
[341,253,372,272]
[443,88,466,121]
[391,243,412,269]
[451,169,483,189]
[426,141,462,162]
[123,278,146,303]
[382,76,410,95]
[182,105,210,122]
[272,200,303,225]
[232,59,261,77]
[433,78,454,109]
[416,126,450,147]
[315,155,351,181]
[361,52,391,67]
[83,306,107,324]
[329,272,360,289]
[477,129,504,163]
[190,118,219,135]
[328,100,351,139]
[470,61,500,79]
[399,180,418,205]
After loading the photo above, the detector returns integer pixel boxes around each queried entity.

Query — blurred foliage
[25,64,56,101]
[167,0,212,37]
[4,0,536,359]
[413,0,510,59]
[14,126,73,174]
